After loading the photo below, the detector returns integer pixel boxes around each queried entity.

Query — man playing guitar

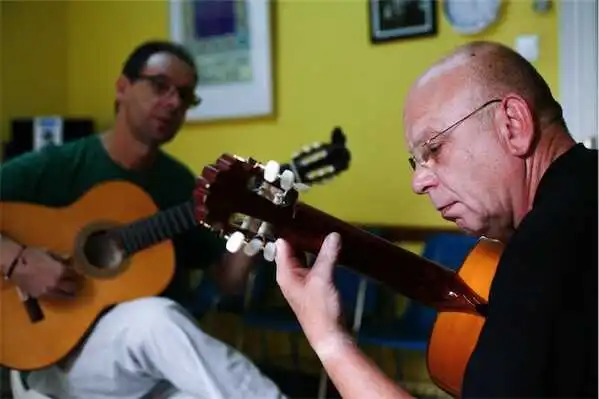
[274,40,598,398]
[0,40,287,399]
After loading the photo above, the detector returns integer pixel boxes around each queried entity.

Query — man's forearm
[315,333,414,399]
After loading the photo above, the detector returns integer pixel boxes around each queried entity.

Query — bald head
[403,41,577,242]
[409,41,562,125]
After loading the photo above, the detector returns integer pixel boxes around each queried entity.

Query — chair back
[333,266,379,315]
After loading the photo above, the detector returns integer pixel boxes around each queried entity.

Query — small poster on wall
[169,0,274,122]
[33,116,63,151]
[369,0,437,43]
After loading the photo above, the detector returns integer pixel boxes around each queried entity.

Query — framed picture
[169,0,274,122]
[369,0,437,43]
[33,117,63,151]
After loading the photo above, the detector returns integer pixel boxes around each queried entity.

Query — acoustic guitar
[0,127,351,371]
[191,153,505,398]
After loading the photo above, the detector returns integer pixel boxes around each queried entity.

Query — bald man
[273,40,598,398]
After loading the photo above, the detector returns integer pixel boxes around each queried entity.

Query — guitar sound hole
[83,231,124,270]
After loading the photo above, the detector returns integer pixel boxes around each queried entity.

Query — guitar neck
[109,159,298,255]
[278,202,486,315]
[112,200,198,256]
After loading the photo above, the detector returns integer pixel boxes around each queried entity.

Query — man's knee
[118,296,181,314]
[103,297,196,333]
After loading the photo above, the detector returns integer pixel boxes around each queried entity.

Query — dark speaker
[3,116,95,161]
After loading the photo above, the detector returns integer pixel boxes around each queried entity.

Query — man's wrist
[310,330,355,363]
[0,236,24,272]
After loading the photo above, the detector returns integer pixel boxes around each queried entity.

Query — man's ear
[115,75,130,104]
[495,93,536,157]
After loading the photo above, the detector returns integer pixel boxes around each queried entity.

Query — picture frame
[369,0,437,43]
[33,116,63,151]
[169,0,274,122]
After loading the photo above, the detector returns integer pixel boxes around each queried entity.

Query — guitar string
[111,200,197,256]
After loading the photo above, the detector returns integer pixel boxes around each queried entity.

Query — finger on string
[274,239,305,283]
[275,239,304,268]
[311,232,341,280]
[60,274,84,292]
[62,267,82,281]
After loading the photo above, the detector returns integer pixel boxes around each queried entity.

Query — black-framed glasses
[408,99,501,170]
[136,74,202,108]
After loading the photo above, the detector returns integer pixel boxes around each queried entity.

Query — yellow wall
[2,0,558,227]
[0,1,69,143]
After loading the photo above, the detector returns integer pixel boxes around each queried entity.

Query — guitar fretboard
[112,200,198,256]
[109,162,295,256]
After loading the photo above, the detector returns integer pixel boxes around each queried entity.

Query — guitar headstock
[285,126,350,187]
[194,154,300,261]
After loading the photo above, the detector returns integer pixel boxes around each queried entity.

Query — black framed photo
[369,0,437,43]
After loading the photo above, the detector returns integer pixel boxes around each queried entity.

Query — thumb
[311,232,341,280]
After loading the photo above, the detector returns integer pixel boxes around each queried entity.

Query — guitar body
[0,181,175,371]
[427,238,503,397]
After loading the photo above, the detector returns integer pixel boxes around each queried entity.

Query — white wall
[559,0,598,148]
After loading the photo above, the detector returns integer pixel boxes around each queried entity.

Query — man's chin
[454,219,485,238]
[151,130,177,146]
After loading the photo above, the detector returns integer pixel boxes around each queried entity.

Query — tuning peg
[311,141,321,150]
[301,145,311,154]
[331,127,346,145]
[244,237,264,256]
[264,160,280,183]
[225,231,246,253]
[263,241,277,262]
[240,216,252,230]
[257,221,272,236]
[293,182,310,192]
[317,167,333,177]
[280,169,295,191]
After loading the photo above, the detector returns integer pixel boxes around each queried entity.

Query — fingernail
[324,233,340,250]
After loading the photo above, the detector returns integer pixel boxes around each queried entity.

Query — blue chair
[239,259,379,359]
[355,232,479,381]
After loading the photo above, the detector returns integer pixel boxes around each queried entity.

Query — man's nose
[411,165,437,194]
[164,89,183,109]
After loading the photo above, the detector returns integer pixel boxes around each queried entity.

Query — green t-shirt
[0,134,225,304]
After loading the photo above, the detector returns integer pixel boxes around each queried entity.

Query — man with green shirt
[0,40,286,399]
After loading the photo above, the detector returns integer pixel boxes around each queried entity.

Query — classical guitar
[190,153,504,398]
[0,128,351,371]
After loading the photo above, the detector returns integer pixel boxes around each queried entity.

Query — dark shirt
[462,143,598,398]
[0,135,226,305]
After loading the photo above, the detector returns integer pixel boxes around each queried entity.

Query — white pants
[26,297,286,399]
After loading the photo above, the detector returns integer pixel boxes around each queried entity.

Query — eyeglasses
[136,74,202,108]
[408,99,501,170]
